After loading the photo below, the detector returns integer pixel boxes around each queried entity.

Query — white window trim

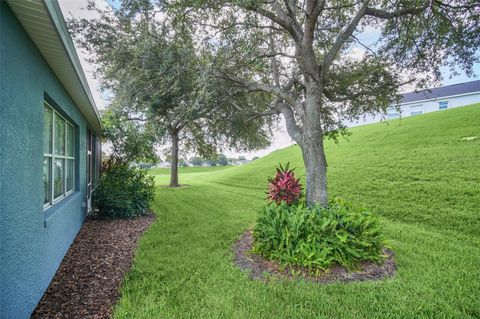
[44,102,75,210]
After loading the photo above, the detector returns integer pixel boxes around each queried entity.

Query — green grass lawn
[114,104,480,318]
[148,165,231,176]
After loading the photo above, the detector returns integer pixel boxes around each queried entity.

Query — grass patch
[114,104,480,318]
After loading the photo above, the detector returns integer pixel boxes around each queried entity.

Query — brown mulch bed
[233,230,396,284]
[31,214,155,319]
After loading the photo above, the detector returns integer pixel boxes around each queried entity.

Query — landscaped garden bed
[31,215,155,319]
[232,163,394,283]
[233,230,396,284]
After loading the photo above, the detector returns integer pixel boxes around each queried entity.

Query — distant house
[0,1,102,318]
[347,80,480,127]
[157,161,172,168]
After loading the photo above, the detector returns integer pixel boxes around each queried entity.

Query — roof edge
[43,0,103,133]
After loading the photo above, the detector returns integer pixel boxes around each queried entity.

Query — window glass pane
[67,159,74,192]
[67,124,74,156]
[44,106,53,154]
[43,157,52,204]
[410,105,423,116]
[54,158,65,198]
[87,153,92,185]
[388,113,400,119]
[54,114,65,155]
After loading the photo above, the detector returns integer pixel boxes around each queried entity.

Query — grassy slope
[114,104,480,318]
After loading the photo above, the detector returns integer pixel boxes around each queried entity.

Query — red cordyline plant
[267,163,303,205]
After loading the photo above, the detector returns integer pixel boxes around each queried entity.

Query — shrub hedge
[92,163,155,219]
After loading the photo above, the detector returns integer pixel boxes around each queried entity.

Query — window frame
[438,101,449,110]
[410,104,424,116]
[43,101,76,210]
[386,107,400,119]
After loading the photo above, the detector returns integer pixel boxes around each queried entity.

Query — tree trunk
[300,136,328,207]
[170,131,180,187]
[300,83,328,207]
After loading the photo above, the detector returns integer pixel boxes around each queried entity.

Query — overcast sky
[59,0,479,159]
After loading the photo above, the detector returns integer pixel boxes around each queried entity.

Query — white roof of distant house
[401,80,480,104]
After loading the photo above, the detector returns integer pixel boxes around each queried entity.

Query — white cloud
[345,47,366,61]
[223,118,295,159]
[58,0,112,110]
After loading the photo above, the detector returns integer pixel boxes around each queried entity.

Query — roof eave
[6,0,103,135]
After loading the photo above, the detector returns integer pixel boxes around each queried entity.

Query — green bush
[252,198,385,270]
[92,163,155,219]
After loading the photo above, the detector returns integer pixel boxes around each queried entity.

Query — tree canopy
[166,0,479,205]
[69,0,276,185]
[71,0,479,204]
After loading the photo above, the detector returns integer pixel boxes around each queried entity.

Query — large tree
[70,1,274,186]
[171,0,479,205]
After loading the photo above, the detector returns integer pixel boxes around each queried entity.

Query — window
[410,104,423,116]
[43,102,75,208]
[387,107,400,119]
[439,101,449,110]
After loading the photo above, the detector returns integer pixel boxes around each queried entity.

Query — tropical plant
[267,163,302,205]
[253,198,385,270]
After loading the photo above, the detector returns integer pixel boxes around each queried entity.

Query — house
[0,1,102,317]
[157,161,172,168]
[346,80,480,127]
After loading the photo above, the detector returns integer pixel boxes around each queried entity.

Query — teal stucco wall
[0,3,91,318]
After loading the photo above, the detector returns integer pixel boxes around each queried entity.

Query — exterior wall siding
[346,92,480,127]
[0,3,90,318]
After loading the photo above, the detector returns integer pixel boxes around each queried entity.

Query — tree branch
[245,109,280,122]
[433,0,480,10]
[323,79,414,102]
[241,2,302,42]
[301,0,325,80]
[322,1,370,72]
[219,72,298,107]
[351,34,377,57]
[248,52,296,65]
[277,102,302,144]
[365,0,430,19]
[304,0,325,38]
[127,117,149,122]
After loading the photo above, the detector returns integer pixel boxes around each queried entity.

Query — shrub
[92,163,155,219]
[267,163,302,205]
[253,198,385,270]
